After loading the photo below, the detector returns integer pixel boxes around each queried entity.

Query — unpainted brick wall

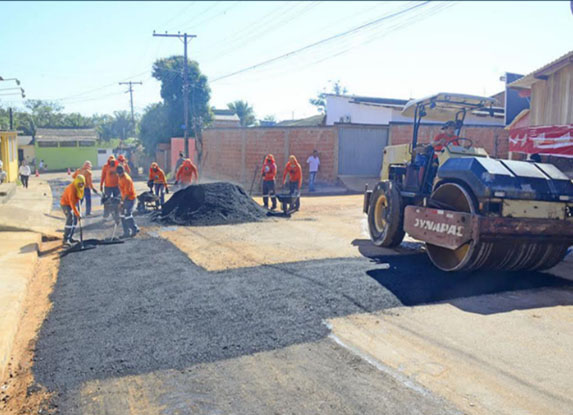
[201,127,338,188]
[389,123,509,158]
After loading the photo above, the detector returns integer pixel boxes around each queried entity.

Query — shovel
[60,208,97,257]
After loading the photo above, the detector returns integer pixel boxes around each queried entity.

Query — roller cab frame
[364,93,573,271]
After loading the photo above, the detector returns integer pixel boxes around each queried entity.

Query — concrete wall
[202,127,338,188]
[389,123,510,159]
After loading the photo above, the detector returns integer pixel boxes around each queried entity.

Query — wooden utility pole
[119,81,142,136]
[152,31,197,158]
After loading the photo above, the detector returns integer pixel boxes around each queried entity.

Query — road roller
[364,93,573,271]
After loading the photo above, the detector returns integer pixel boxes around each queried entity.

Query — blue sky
[0,1,572,121]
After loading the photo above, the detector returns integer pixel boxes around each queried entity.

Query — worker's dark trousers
[289,181,301,210]
[121,199,139,236]
[154,183,165,205]
[81,188,92,215]
[262,180,277,209]
[103,186,120,217]
[20,174,29,188]
[61,205,77,242]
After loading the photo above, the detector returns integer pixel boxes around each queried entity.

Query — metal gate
[338,125,389,176]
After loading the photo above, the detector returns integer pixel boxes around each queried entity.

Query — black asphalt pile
[154,182,268,226]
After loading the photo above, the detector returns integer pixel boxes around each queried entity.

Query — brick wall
[202,127,338,189]
[389,123,509,158]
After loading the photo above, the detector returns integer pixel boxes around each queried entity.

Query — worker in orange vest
[117,154,131,174]
[148,162,169,205]
[175,159,198,189]
[282,155,302,211]
[60,175,85,246]
[73,160,98,216]
[117,165,140,238]
[261,154,277,210]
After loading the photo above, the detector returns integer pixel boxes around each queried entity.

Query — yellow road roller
[364,93,573,271]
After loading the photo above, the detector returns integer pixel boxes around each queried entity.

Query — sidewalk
[0,176,58,381]
[0,176,59,236]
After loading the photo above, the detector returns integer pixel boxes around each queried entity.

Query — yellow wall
[0,131,19,183]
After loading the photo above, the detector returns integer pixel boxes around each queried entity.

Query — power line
[210,2,452,86]
[210,1,431,83]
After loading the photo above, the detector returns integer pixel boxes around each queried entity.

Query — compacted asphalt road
[31,179,572,414]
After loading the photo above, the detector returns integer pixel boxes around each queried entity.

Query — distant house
[35,128,98,171]
[507,50,573,172]
[212,109,241,128]
[17,135,34,164]
[276,114,325,127]
[324,94,504,127]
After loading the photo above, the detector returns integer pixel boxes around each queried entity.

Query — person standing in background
[73,160,97,216]
[306,150,320,192]
[19,160,31,189]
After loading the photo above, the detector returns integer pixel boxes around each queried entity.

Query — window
[59,141,78,147]
[79,140,95,147]
[38,141,58,147]
[98,149,108,154]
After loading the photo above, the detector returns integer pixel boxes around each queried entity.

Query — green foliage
[309,80,348,113]
[151,56,212,136]
[138,103,171,155]
[227,100,256,127]
[262,114,276,122]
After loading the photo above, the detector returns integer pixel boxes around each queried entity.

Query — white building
[324,94,504,127]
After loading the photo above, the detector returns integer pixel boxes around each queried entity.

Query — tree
[262,115,276,122]
[151,56,212,166]
[309,80,348,113]
[138,103,171,155]
[227,100,256,127]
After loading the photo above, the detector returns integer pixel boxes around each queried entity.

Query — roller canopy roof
[401,93,497,122]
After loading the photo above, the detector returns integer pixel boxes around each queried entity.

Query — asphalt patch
[154,182,268,226]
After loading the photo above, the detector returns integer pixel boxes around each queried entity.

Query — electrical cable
[210,1,431,83]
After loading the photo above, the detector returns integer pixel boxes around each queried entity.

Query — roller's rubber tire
[368,182,405,247]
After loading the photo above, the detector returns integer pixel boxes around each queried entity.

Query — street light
[0,77,21,85]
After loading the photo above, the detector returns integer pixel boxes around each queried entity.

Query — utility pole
[152,31,197,158]
[119,81,142,136]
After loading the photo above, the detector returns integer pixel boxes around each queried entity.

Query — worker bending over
[175,159,198,189]
[73,160,97,216]
[117,154,131,174]
[261,154,277,210]
[117,165,140,238]
[283,155,302,211]
[148,162,169,205]
[60,174,85,247]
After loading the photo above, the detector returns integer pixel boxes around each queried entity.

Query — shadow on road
[353,238,573,314]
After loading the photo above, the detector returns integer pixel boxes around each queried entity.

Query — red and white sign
[509,124,573,158]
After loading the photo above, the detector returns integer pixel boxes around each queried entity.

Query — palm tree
[227,100,255,127]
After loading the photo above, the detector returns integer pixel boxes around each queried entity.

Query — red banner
[509,124,573,158]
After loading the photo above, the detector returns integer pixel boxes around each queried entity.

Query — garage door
[338,125,389,176]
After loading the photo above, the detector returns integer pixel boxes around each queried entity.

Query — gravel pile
[154,182,268,226]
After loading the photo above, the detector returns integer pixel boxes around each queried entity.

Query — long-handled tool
[60,207,97,257]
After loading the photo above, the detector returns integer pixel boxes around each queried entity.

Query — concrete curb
[0,232,42,381]
[0,177,57,383]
